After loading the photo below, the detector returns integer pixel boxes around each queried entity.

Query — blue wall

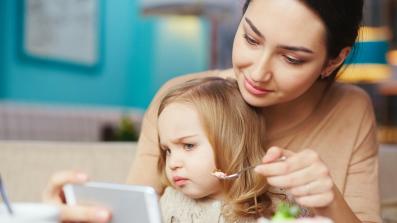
[0,0,209,109]
[0,0,5,98]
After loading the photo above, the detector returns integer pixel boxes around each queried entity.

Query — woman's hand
[42,171,111,223]
[255,147,335,208]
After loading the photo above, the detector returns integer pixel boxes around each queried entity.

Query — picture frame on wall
[19,0,103,70]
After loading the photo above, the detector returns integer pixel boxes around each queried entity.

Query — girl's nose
[168,154,184,170]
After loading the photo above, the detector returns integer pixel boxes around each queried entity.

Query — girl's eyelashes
[183,143,195,151]
[243,33,259,46]
[161,143,195,154]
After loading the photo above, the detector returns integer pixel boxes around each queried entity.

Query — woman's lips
[173,176,188,186]
[244,77,273,96]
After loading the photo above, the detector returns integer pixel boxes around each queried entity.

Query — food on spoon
[211,170,227,179]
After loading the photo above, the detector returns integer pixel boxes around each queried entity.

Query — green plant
[272,202,300,222]
[115,115,138,141]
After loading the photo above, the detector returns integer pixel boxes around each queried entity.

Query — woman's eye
[183,143,195,151]
[243,34,259,46]
[284,56,304,65]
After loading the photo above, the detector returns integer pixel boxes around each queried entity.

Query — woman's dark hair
[243,0,364,85]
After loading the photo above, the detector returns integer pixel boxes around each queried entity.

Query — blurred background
[0,0,232,142]
[0,0,396,222]
[1,0,396,144]
[0,0,396,144]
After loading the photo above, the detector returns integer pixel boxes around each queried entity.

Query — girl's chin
[179,189,217,200]
[182,192,207,199]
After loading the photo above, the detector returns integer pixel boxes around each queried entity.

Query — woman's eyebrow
[245,17,313,54]
[245,17,264,38]
[278,45,314,54]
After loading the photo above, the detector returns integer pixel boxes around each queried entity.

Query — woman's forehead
[245,0,326,49]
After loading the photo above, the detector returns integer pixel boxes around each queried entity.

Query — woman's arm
[332,101,380,222]
[255,147,366,223]
[313,184,363,223]
[255,93,381,222]
[313,121,380,223]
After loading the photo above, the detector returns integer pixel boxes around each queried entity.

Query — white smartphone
[63,182,162,223]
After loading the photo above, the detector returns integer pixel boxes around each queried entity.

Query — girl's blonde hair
[157,77,272,219]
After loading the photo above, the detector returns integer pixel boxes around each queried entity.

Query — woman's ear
[321,47,351,78]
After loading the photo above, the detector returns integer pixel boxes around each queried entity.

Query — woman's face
[233,0,329,107]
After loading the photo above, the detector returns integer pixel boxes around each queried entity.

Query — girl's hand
[42,171,111,223]
[255,147,335,208]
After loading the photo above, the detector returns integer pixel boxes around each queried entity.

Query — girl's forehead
[158,103,204,138]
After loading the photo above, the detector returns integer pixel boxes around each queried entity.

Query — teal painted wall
[151,17,209,92]
[1,0,209,109]
[0,0,5,98]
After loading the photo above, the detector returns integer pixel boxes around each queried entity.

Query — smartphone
[63,182,162,223]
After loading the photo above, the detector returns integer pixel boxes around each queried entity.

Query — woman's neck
[263,81,328,139]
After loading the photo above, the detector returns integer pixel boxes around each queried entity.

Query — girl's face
[158,102,222,199]
[233,0,329,107]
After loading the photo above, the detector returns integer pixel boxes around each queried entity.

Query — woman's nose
[249,53,273,83]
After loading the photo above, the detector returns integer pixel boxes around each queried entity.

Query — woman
[44,0,380,222]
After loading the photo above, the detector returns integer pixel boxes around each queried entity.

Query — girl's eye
[284,56,304,65]
[243,34,259,46]
[183,143,195,151]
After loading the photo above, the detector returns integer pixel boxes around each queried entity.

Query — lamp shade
[141,0,234,17]
[338,26,391,83]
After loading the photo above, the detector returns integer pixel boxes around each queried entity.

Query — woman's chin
[240,91,271,107]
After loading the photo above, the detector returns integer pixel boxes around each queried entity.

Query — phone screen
[63,182,162,223]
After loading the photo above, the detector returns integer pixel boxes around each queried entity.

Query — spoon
[0,174,14,215]
[212,156,287,180]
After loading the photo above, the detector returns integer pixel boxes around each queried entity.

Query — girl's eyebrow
[159,135,197,148]
[245,17,313,54]
[171,135,197,144]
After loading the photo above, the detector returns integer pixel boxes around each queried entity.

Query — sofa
[0,141,136,202]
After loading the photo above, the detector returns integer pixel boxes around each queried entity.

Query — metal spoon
[213,156,287,180]
[0,174,14,215]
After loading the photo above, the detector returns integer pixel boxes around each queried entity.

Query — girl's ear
[321,47,351,78]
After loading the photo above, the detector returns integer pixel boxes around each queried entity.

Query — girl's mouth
[173,176,188,186]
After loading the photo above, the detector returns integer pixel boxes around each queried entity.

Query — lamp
[140,0,239,69]
[141,0,234,17]
[338,26,391,83]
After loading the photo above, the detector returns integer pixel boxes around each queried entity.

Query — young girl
[157,77,291,222]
